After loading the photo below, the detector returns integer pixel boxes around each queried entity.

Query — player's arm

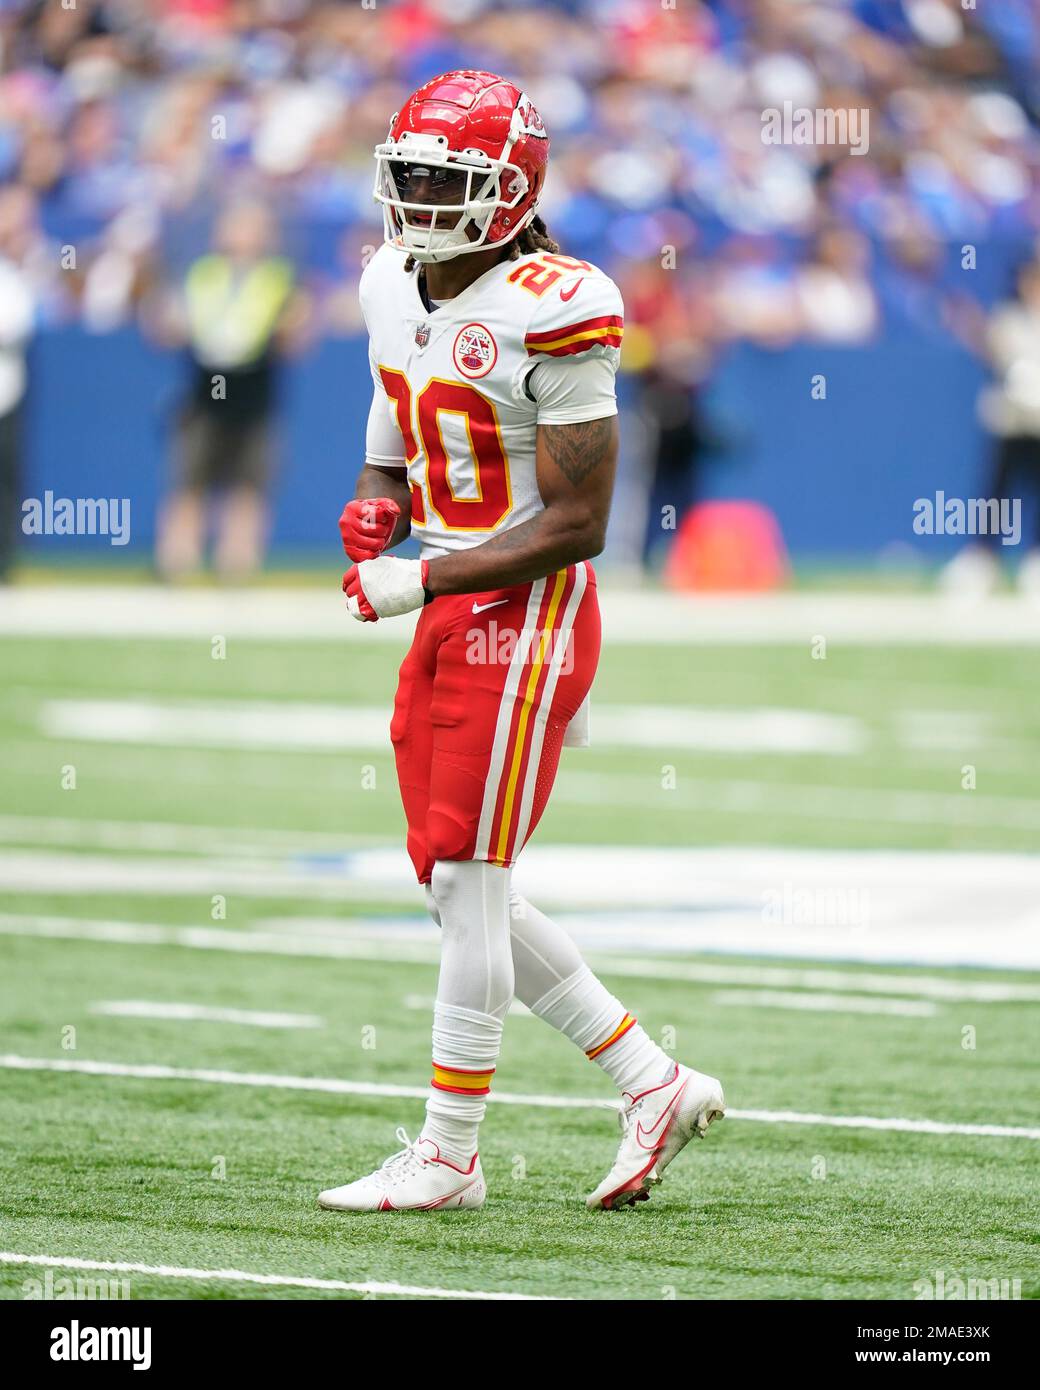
[424,415,617,596]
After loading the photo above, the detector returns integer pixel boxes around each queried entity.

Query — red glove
[338,497,401,562]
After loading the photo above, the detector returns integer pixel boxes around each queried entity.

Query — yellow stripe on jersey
[527,325,624,354]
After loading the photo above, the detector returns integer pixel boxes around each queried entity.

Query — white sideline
[4,913,1040,1000]
[3,1055,1038,1140]
[0,1252,555,1301]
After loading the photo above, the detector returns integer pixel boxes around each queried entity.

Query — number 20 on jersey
[379,368,512,532]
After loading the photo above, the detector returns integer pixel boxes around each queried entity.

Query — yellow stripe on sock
[586,1013,636,1061]
[431,1064,495,1094]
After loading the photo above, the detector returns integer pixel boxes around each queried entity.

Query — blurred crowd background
[1,0,1039,582]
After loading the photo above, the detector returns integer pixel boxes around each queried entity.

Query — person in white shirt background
[0,185,37,581]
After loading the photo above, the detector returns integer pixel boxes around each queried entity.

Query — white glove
[342,556,429,622]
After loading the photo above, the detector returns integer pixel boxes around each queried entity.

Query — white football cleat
[587,1063,724,1211]
[1018,549,1040,599]
[318,1128,486,1212]
[939,546,1000,599]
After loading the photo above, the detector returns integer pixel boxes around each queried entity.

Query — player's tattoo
[541,418,614,487]
[481,516,538,553]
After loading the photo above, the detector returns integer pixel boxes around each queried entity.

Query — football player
[319,71,724,1213]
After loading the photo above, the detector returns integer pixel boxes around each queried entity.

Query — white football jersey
[359,243,623,559]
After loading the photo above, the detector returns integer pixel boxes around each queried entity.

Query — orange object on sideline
[664,501,789,591]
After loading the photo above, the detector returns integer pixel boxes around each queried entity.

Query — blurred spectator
[151,200,308,581]
[0,0,1033,337]
[1,0,1040,572]
[619,252,720,566]
[945,254,1040,595]
[795,225,879,343]
[0,185,38,579]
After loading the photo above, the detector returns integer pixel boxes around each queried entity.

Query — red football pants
[391,561,600,883]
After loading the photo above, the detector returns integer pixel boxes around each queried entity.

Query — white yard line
[0,1054,590,1110]
[2,585,1038,644]
[728,1109,1040,1139]
[710,989,938,1017]
[0,1252,554,1301]
[2,1055,1038,1140]
[4,914,1040,998]
[89,1001,323,1029]
[37,697,866,757]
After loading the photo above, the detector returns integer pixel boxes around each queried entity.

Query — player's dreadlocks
[507,214,560,259]
[403,215,560,273]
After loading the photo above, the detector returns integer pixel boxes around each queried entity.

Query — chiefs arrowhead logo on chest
[452,323,498,379]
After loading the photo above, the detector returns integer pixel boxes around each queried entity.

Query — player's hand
[343,557,429,623]
[338,497,401,562]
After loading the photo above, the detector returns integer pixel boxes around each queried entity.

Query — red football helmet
[374,70,550,263]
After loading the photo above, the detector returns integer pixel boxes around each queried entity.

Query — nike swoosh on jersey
[472,599,510,614]
[559,278,583,302]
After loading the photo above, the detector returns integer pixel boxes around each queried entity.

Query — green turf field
[1,618,1038,1300]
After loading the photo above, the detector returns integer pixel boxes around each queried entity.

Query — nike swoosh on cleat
[635,1082,688,1150]
[559,279,583,302]
[378,1178,478,1211]
[471,599,509,614]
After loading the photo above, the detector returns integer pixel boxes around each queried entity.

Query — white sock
[509,890,673,1098]
[420,860,513,1165]
[529,963,674,1100]
[422,1001,501,1167]
[508,889,584,999]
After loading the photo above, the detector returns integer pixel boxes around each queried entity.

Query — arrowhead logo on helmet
[373,71,550,265]
[513,94,545,137]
